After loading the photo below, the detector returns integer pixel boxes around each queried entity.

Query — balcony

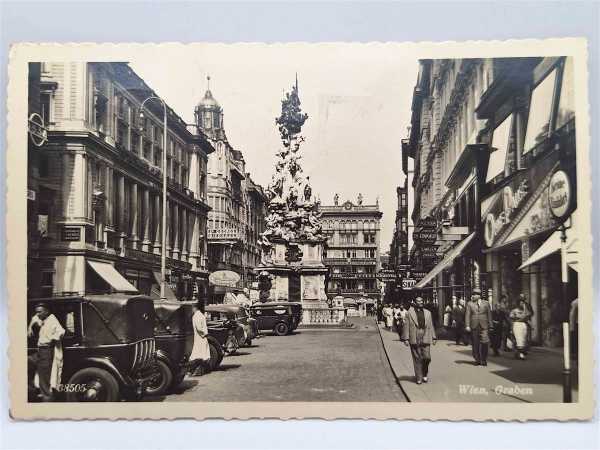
[324,257,377,265]
[327,288,380,295]
[208,228,243,241]
[330,273,377,279]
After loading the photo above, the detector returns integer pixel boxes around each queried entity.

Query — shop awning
[152,271,178,301]
[87,261,138,293]
[414,232,476,289]
[518,211,579,272]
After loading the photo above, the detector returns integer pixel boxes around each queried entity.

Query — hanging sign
[548,169,572,219]
[28,113,47,147]
[209,270,241,287]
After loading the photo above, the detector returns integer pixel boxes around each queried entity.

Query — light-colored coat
[465,299,493,330]
[401,307,436,345]
[190,310,211,362]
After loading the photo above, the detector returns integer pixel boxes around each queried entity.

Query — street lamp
[139,96,168,300]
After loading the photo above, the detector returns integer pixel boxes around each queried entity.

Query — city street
[156,318,407,402]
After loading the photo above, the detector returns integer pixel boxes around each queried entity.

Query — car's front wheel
[65,367,120,402]
[145,360,173,396]
[274,322,289,336]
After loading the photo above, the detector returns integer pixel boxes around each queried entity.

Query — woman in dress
[509,301,531,360]
[189,301,211,376]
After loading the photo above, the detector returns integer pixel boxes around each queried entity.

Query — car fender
[155,349,175,372]
[72,357,131,389]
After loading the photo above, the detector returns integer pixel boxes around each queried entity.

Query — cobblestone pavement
[153,317,407,402]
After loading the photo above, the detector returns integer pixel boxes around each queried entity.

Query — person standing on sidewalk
[510,301,531,360]
[451,297,466,345]
[465,289,492,366]
[490,301,509,356]
[401,296,437,385]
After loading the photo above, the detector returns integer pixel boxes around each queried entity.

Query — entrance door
[288,272,301,302]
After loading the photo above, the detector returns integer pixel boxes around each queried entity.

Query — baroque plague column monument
[257,79,342,324]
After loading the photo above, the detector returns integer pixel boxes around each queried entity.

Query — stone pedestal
[257,239,346,326]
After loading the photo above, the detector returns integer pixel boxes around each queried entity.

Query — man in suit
[451,297,467,345]
[401,296,437,384]
[465,288,493,366]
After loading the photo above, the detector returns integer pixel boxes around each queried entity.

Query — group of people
[380,290,536,385]
[443,292,534,361]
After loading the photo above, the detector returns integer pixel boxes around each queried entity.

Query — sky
[130,44,418,250]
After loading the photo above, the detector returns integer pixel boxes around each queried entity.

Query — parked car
[249,302,302,336]
[148,299,194,396]
[206,304,258,346]
[27,294,157,402]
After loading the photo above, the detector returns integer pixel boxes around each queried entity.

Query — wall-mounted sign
[28,113,47,147]
[27,189,36,201]
[483,180,529,247]
[376,269,397,282]
[413,231,437,243]
[402,278,416,289]
[61,227,81,242]
[418,217,437,228]
[209,270,241,287]
[548,169,572,219]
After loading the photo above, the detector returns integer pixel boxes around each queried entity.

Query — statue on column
[357,193,363,205]
[334,193,339,206]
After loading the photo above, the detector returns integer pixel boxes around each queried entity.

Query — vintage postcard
[7,39,594,420]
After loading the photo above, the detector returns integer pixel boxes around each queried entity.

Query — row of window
[324,249,377,259]
[321,220,379,231]
[331,266,376,274]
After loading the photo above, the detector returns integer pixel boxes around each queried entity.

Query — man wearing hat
[401,296,437,384]
[465,288,493,366]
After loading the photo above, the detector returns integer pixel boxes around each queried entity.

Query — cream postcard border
[6,39,594,420]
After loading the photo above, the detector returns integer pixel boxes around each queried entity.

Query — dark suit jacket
[465,300,493,330]
[401,307,436,345]
[451,306,465,325]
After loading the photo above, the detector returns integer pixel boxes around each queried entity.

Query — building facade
[27,62,213,300]
[195,80,268,300]
[406,57,577,346]
[321,195,383,303]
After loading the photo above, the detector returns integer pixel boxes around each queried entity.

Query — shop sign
[412,271,428,281]
[420,246,438,258]
[209,270,241,287]
[483,180,529,247]
[27,189,36,201]
[376,269,397,281]
[418,217,437,228]
[61,227,81,242]
[548,169,572,219]
[28,113,47,147]
[413,231,437,243]
[402,278,416,289]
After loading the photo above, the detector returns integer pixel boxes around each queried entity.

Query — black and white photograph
[6,40,593,420]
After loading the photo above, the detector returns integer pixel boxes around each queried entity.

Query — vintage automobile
[249,302,303,336]
[148,299,194,396]
[27,294,157,402]
[206,314,244,355]
[205,304,258,346]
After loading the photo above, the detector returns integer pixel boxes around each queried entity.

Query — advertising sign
[548,169,572,219]
[209,270,241,287]
[413,231,437,243]
[376,269,397,282]
[402,278,416,289]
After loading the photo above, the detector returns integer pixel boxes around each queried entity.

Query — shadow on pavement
[229,351,251,356]
[213,363,242,372]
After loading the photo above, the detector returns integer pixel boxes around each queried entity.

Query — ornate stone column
[189,212,199,270]
[130,182,139,249]
[172,202,180,259]
[153,193,162,255]
[118,174,126,254]
[142,187,151,252]
[181,207,189,261]
[166,199,172,257]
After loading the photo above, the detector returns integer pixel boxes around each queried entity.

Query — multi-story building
[406,57,577,346]
[195,79,268,300]
[27,62,213,300]
[321,195,383,303]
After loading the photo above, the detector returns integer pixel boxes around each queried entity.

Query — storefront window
[556,57,575,130]
[523,68,557,153]
[486,114,512,182]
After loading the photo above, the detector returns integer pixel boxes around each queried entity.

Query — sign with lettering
[209,270,241,287]
[548,169,572,219]
[402,278,416,289]
[481,152,559,249]
[28,113,47,147]
[61,227,81,242]
[376,269,397,282]
[418,217,437,228]
[413,231,437,243]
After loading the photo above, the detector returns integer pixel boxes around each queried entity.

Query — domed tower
[194,75,225,141]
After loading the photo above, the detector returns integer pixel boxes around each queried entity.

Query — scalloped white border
[6,39,594,420]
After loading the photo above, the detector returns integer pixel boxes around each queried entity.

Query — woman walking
[509,300,531,360]
[189,301,211,376]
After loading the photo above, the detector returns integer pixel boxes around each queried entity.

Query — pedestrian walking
[510,300,531,360]
[465,289,492,366]
[443,298,453,334]
[383,304,394,330]
[396,304,408,340]
[490,302,509,356]
[519,293,534,351]
[451,297,467,345]
[189,301,211,376]
[27,303,65,401]
[401,297,437,384]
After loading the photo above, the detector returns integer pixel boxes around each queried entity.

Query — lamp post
[140,96,168,300]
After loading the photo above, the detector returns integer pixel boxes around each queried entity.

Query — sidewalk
[377,322,579,403]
